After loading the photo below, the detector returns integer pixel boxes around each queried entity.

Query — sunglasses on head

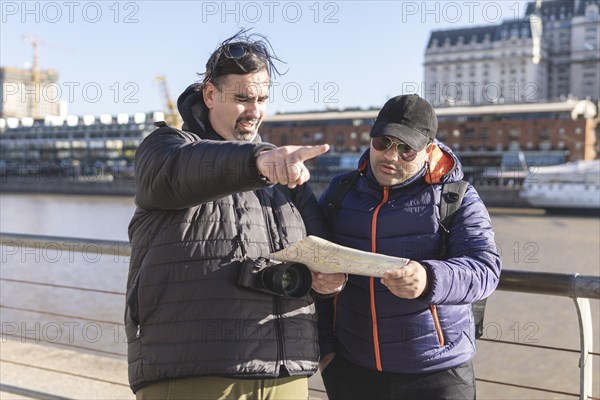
[204,42,269,86]
[371,136,418,156]
[212,42,267,67]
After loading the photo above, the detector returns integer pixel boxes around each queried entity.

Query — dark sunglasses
[205,42,269,85]
[371,136,418,156]
[212,42,267,67]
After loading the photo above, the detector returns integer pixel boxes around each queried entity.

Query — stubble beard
[233,117,260,141]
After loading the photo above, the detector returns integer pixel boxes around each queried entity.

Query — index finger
[294,144,330,162]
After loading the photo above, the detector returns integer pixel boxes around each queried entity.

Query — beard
[233,117,260,141]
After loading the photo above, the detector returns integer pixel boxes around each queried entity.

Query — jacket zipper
[257,189,276,253]
[370,186,388,372]
[257,189,286,373]
[274,296,286,372]
[429,305,445,347]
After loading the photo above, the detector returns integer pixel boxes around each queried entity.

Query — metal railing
[1,232,599,399]
[494,270,599,399]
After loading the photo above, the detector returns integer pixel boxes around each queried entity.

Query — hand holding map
[270,236,409,278]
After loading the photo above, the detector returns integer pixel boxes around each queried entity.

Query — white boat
[519,160,600,212]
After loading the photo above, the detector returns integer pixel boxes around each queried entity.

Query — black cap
[370,94,438,151]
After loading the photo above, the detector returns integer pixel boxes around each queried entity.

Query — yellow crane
[155,75,182,127]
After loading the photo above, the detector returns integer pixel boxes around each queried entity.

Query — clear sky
[1,0,529,116]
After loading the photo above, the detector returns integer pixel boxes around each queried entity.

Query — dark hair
[199,28,285,89]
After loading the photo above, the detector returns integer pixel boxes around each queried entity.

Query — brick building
[260,100,598,178]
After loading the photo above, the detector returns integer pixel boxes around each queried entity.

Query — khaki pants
[136,375,309,400]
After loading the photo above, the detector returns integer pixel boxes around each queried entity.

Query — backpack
[324,171,487,339]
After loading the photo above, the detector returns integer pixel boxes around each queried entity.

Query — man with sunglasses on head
[125,29,345,399]
[316,94,501,399]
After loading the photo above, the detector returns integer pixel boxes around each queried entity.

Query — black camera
[236,258,312,298]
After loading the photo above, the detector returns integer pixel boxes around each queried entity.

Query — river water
[1,193,598,398]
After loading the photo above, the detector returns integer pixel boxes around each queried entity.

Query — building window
[585,4,599,19]
[360,132,370,144]
[539,141,551,150]
[509,128,520,138]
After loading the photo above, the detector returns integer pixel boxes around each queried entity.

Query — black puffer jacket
[125,83,328,393]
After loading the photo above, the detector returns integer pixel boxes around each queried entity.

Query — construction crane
[22,34,72,119]
[155,75,182,127]
[22,35,42,118]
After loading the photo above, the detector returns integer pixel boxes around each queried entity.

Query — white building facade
[0,67,63,119]
[424,0,599,106]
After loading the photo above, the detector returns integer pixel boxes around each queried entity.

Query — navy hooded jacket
[317,142,501,373]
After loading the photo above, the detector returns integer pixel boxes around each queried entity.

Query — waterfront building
[259,99,598,182]
[0,112,162,178]
[0,100,596,182]
[423,0,600,106]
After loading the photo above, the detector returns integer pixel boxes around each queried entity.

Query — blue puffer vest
[317,142,501,373]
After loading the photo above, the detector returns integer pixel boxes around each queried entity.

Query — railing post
[574,297,593,400]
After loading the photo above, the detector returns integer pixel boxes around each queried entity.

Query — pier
[1,230,599,400]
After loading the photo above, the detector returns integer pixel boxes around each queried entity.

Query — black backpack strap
[439,181,469,258]
[438,180,487,339]
[325,170,361,231]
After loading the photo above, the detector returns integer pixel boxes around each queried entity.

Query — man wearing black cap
[316,94,501,399]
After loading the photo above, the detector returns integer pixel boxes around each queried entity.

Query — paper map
[270,236,408,277]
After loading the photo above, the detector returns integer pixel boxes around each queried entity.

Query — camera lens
[282,268,300,292]
[282,270,293,289]
[262,263,312,298]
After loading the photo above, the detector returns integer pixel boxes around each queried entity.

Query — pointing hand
[256,144,330,188]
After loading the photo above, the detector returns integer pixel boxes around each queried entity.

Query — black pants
[321,355,475,400]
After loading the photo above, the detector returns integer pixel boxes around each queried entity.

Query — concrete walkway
[0,339,327,400]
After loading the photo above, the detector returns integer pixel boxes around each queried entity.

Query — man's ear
[203,82,216,110]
